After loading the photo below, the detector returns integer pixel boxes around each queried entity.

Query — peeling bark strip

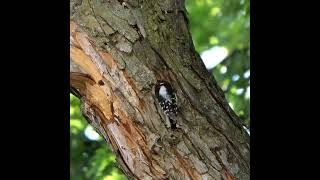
[70,0,250,179]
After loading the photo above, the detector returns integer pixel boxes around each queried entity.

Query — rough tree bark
[70,0,250,179]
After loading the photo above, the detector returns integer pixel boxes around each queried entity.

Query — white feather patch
[159,86,171,101]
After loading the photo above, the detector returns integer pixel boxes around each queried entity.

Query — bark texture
[70,0,250,179]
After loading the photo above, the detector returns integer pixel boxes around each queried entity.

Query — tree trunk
[70,0,250,179]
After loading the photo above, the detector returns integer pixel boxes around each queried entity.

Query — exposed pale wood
[70,0,250,179]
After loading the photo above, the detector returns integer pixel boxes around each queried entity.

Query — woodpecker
[155,80,178,129]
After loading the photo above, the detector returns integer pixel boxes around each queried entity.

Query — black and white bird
[155,80,178,129]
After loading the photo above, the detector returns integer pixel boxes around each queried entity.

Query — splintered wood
[70,17,249,179]
[70,21,167,179]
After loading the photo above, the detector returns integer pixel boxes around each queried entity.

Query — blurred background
[70,0,250,179]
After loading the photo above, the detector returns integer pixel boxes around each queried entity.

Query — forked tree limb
[70,0,250,179]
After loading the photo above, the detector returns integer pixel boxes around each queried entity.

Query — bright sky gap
[201,46,228,69]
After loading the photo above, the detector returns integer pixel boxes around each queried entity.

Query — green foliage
[186,0,250,126]
[70,0,249,178]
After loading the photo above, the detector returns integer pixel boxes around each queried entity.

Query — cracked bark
[70,0,250,179]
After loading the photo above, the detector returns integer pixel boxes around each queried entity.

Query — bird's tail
[169,118,177,129]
